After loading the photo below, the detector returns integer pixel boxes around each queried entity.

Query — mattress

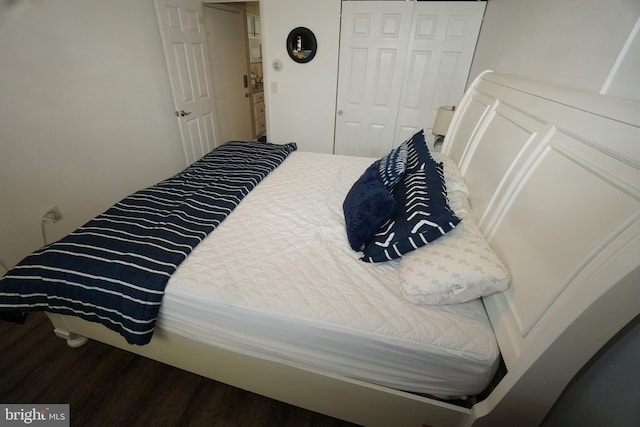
[157,151,500,398]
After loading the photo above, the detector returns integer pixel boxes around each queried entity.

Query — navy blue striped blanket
[0,141,297,345]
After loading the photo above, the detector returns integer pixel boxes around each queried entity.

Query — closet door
[395,2,485,146]
[334,1,413,156]
[335,1,485,156]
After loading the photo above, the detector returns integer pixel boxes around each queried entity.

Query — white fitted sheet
[157,151,500,398]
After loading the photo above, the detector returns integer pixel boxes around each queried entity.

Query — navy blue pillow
[343,162,397,251]
[361,161,460,262]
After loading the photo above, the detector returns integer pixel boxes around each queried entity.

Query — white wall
[0,0,185,269]
[470,0,640,100]
[261,0,341,153]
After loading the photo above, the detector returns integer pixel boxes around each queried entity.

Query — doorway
[204,1,263,142]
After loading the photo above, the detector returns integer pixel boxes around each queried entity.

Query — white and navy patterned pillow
[378,143,408,188]
[403,129,433,170]
[361,161,461,263]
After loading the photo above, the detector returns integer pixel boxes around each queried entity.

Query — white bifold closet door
[334,1,485,157]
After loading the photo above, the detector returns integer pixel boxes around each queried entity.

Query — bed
[1,71,639,427]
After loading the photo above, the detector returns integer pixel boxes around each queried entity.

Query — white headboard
[442,71,640,421]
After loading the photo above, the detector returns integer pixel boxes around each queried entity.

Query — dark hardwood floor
[0,312,360,427]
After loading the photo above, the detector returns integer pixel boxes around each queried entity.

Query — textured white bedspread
[157,150,499,397]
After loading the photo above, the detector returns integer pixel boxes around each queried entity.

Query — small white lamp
[432,106,456,148]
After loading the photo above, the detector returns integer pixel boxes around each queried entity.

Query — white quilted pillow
[446,190,473,221]
[398,191,510,305]
[432,152,469,196]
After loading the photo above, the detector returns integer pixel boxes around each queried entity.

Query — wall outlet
[43,206,63,224]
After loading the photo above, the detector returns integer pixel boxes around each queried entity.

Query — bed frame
[45,71,640,427]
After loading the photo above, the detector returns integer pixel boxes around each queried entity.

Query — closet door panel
[334,1,413,156]
[395,2,485,149]
[335,1,485,156]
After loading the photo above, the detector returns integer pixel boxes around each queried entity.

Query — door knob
[176,110,192,117]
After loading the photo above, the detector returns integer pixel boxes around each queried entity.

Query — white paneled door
[155,0,220,165]
[335,1,485,156]
[335,1,413,157]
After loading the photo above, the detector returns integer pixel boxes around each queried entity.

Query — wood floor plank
[0,312,360,427]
